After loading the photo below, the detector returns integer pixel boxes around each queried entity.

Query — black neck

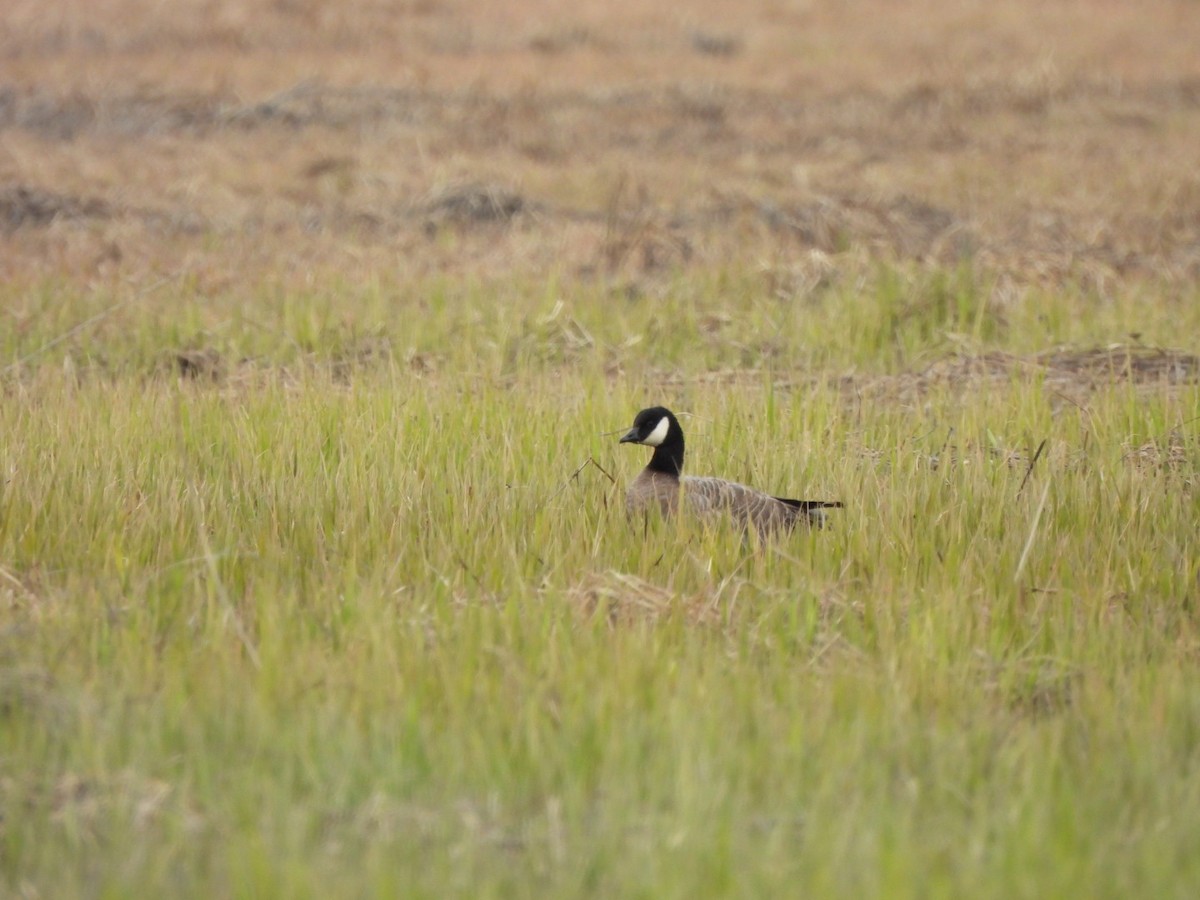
[648,435,684,476]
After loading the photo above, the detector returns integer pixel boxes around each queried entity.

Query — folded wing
[682,476,836,532]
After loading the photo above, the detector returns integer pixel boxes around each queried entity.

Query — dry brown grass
[2,0,1199,290]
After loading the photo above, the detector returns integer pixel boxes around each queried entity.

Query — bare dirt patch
[0,184,109,231]
[867,345,1200,394]
[661,346,1200,401]
[421,182,526,227]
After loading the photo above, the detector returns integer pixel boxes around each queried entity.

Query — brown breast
[626,468,682,518]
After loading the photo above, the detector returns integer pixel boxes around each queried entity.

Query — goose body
[619,406,841,535]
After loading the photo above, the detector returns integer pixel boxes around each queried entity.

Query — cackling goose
[619,406,842,535]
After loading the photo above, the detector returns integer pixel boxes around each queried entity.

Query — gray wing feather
[681,476,797,533]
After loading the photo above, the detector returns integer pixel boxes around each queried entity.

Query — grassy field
[3,272,1199,897]
[4,1,1200,897]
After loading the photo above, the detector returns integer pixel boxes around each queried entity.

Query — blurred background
[2,0,1199,293]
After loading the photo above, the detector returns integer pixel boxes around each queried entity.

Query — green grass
[2,266,1199,897]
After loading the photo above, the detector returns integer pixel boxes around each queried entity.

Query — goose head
[619,407,681,447]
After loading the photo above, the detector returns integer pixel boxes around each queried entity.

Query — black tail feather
[774,498,843,510]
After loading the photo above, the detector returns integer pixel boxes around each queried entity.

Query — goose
[619,406,842,534]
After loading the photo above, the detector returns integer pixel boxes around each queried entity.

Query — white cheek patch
[642,416,670,447]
